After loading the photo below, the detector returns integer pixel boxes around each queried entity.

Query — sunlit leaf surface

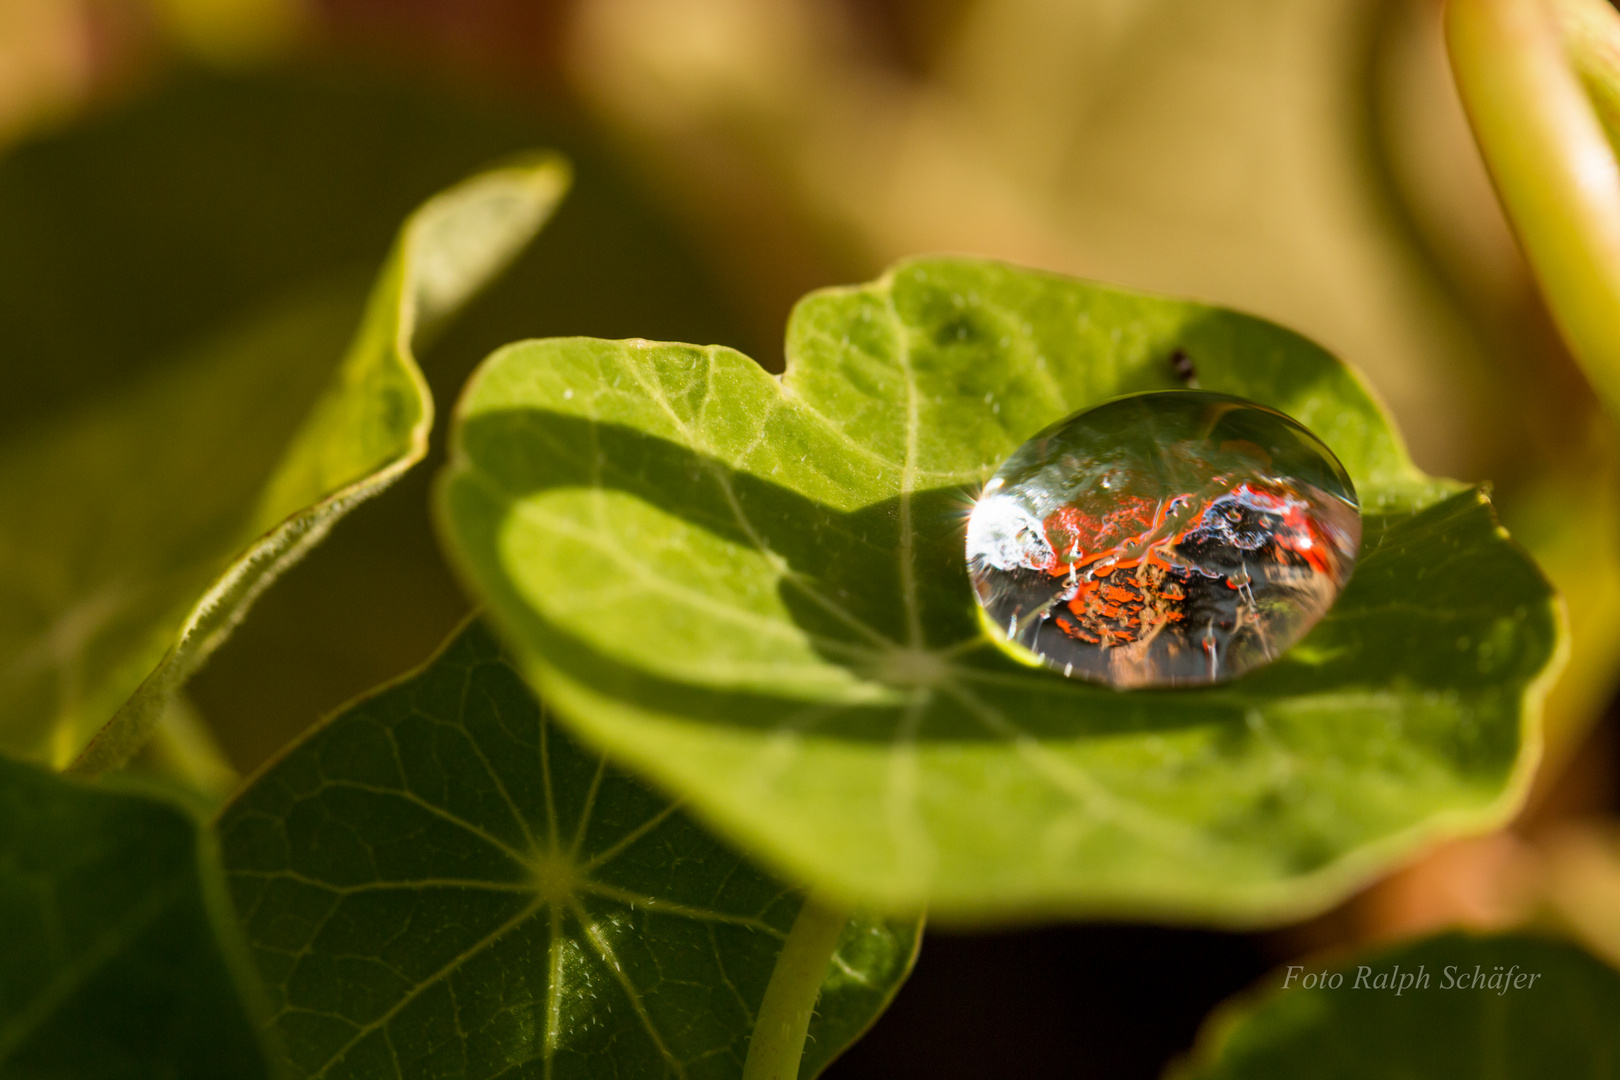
[0,756,273,1078]
[217,620,918,1080]
[0,127,567,769]
[438,257,1561,919]
[1176,931,1620,1078]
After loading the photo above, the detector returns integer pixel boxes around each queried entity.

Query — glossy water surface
[966,391,1361,688]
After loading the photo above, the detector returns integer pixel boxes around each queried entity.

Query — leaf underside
[438,256,1562,920]
[217,620,919,1080]
[0,756,272,1078]
[1175,931,1620,1079]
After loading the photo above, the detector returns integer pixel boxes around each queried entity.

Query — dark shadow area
[824,922,1273,1080]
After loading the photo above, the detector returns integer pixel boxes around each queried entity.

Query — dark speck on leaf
[1170,348,1198,387]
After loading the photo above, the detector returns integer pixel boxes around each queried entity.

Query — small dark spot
[1169,348,1198,387]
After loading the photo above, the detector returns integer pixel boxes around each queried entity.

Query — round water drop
[966,390,1361,688]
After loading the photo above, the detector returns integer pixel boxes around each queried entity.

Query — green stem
[1549,0,1620,147]
[1447,0,1620,414]
[742,895,850,1080]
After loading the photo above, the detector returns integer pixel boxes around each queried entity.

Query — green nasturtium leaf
[436,256,1563,920]
[0,755,275,1078]
[1175,931,1620,1078]
[0,155,569,772]
[217,620,919,1080]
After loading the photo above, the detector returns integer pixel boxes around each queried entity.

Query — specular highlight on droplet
[966,390,1361,688]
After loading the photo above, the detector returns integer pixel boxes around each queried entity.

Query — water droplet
[966,391,1361,688]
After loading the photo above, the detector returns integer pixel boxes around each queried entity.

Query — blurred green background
[3,0,1619,1075]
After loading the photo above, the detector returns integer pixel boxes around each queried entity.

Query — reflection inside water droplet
[966,391,1361,688]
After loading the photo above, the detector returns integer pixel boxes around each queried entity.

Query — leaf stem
[1447,0,1620,413]
[742,895,850,1080]
[1549,0,1620,145]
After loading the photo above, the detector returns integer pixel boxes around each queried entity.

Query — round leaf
[217,620,919,1080]
[436,256,1563,921]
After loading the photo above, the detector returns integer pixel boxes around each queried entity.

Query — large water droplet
[966,390,1361,688]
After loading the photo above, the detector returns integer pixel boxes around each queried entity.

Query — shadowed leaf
[217,620,919,1080]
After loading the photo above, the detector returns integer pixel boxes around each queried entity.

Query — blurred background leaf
[1175,931,1620,1078]
[0,64,754,775]
[0,131,567,772]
